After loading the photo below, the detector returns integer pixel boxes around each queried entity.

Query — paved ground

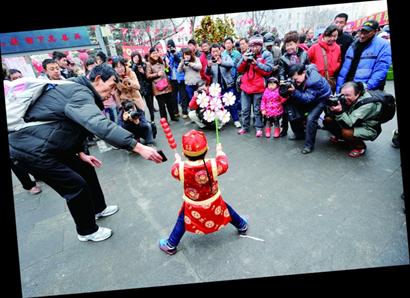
[11,81,408,297]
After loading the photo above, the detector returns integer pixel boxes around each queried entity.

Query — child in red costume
[159,130,248,255]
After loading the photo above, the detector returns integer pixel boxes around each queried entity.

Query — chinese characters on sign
[0,27,93,55]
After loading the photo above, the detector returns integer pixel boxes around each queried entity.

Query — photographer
[236,35,273,137]
[166,39,188,119]
[278,31,310,137]
[121,100,155,146]
[206,44,241,128]
[177,48,203,107]
[284,63,331,154]
[323,81,382,158]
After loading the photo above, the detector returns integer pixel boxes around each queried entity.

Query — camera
[211,57,217,63]
[170,47,176,54]
[184,60,190,66]
[245,50,255,61]
[123,101,142,120]
[279,78,295,97]
[129,109,142,120]
[325,93,346,107]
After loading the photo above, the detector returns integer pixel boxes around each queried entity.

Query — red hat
[182,130,208,157]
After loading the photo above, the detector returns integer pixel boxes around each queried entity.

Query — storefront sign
[0,27,93,55]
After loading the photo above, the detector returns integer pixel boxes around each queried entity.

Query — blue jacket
[166,50,185,82]
[336,36,391,92]
[293,64,332,104]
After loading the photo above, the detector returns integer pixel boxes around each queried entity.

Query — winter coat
[146,59,173,96]
[177,57,203,86]
[336,32,354,64]
[8,76,138,163]
[335,91,382,140]
[261,88,287,117]
[292,64,332,104]
[199,52,212,85]
[278,48,310,81]
[223,49,242,79]
[206,54,234,89]
[131,62,152,97]
[308,37,341,79]
[336,36,392,93]
[165,50,185,82]
[237,49,274,94]
[116,67,144,110]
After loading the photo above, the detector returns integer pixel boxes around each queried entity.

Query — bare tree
[248,10,268,32]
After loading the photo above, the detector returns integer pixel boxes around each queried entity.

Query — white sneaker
[77,227,112,242]
[95,205,119,219]
[234,121,242,128]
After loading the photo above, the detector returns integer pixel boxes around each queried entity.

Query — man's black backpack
[354,90,396,124]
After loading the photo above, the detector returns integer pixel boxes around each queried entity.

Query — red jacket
[308,37,341,78]
[188,94,199,110]
[237,51,273,94]
[199,52,212,85]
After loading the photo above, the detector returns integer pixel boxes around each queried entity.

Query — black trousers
[170,80,189,115]
[143,92,155,122]
[156,92,177,121]
[10,160,36,190]
[13,154,107,235]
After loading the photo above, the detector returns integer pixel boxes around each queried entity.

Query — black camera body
[123,101,142,120]
[129,109,142,120]
[245,50,255,62]
[184,60,190,66]
[211,57,217,63]
[325,93,346,107]
[170,47,176,54]
[280,78,294,89]
[279,78,295,97]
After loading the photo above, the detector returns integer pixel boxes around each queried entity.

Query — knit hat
[267,77,279,84]
[182,130,208,157]
[249,34,264,46]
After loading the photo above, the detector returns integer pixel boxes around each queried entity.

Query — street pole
[96,25,117,57]
[95,25,108,56]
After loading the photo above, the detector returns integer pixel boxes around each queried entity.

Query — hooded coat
[8,76,137,164]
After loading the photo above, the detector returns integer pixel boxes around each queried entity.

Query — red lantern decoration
[163,127,171,134]
[168,137,175,144]
[170,142,177,149]
[160,118,167,125]
[166,132,173,139]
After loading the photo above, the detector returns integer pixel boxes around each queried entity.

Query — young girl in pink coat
[260,77,287,138]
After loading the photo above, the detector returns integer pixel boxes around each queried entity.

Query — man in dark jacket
[333,13,354,66]
[285,63,332,154]
[52,51,75,79]
[279,31,310,137]
[165,39,188,118]
[8,64,163,242]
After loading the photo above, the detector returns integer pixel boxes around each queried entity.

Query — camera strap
[321,47,330,80]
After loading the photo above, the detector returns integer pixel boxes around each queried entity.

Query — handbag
[321,47,336,92]
[155,77,169,91]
